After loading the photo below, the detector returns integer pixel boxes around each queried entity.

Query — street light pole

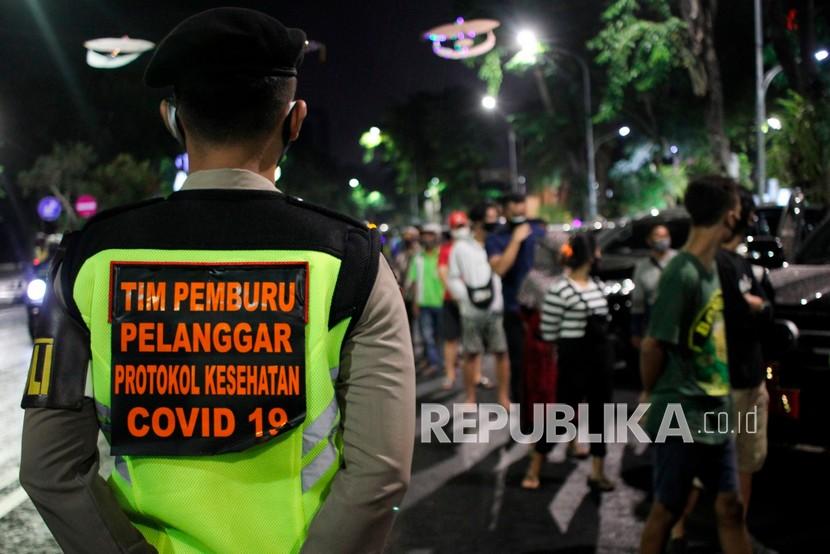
[754,0,766,198]
[507,125,519,193]
[482,95,520,193]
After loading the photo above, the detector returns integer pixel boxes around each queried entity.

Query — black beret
[145,7,306,88]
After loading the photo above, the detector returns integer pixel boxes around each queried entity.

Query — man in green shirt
[640,176,751,554]
[406,223,446,373]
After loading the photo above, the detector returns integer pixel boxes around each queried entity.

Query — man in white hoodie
[448,203,510,408]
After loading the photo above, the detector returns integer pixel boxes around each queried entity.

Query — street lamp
[517,29,598,220]
[481,95,519,192]
[766,117,782,131]
[593,125,631,154]
[349,178,360,189]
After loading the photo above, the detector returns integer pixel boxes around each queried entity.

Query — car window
[602,217,689,255]
[797,218,830,265]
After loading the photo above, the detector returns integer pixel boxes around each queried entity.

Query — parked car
[765,214,830,447]
[0,221,27,306]
[592,195,827,381]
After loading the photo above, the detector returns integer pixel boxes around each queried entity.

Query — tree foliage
[362,87,498,213]
[767,91,830,201]
[17,142,162,231]
[588,0,688,123]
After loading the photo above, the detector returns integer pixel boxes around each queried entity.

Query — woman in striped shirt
[524,233,615,491]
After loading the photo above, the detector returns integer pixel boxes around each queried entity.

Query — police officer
[19,8,415,554]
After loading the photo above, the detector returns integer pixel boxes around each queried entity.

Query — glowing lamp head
[767,117,783,131]
[27,278,47,304]
[618,126,631,137]
[481,95,497,110]
[815,49,829,62]
[517,29,539,52]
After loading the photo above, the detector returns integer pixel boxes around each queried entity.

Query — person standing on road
[639,176,751,554]
[19,9,414,553]
[407,223,446,375]
[538,233,615,492]
[486,193,545,408]
[438,212,467,390]
[716,188,772,516]
[631,224,677,350]
[448,204,510,408]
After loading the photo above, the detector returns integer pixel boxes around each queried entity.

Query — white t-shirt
[448,237,504,316]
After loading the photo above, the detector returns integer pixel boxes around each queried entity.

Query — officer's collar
[180,169,281,193]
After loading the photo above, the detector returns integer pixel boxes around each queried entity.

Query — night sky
[0,1,611,174]
[0,0,539,171]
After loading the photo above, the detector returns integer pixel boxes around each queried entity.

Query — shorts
[733,382,769,474]
[652,438,739,516]
[461,312,507,355]
[442,300,461,342]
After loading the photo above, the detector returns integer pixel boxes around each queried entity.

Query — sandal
[477,376,495,389]
[521,473,541,490]
[587,476,615,492]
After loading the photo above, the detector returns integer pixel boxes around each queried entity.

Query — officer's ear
[159,98,186,146]
[286,99,307,142]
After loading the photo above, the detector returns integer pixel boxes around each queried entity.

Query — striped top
[541,276,609,341]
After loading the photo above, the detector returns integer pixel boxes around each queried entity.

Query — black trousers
[503,310,525,404]
[536,335,613,457]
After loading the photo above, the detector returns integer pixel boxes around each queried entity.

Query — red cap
[448,210,469,228]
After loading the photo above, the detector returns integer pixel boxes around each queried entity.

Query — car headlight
[27,279,47,303]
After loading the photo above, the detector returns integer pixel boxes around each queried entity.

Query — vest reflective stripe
[114,456,131,484]
[302,397,339,458]
[73,248,350,554]
[302,436,338,492]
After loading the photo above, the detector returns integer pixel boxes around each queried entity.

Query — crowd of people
[389,176,774,554]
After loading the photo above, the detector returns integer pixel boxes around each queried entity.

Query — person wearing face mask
[631,224,677,350]
[438,211,469,390]
[640,176,752,554]
[19,9,415,553]
[486,193,545,409]
[448,204,510,407]
[407,223,446,375]
[714,187,773,548]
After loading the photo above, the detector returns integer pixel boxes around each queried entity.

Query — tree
[362,87,498,216]
[589,0,732,172]
[17,143,162,231]
[18,143,97,228]
[767,91,830,201]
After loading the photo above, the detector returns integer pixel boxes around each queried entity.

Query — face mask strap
[278,101,298,165]
[163,97,186,146]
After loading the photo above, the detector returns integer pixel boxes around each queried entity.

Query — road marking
[0,487,28,520]
[0,466,20,491]
[548,456,592,533]
[596,443,646,553]
[488,443,531,531]
[403,423,510,511]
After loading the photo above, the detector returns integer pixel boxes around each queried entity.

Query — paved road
[0,305,825,553]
